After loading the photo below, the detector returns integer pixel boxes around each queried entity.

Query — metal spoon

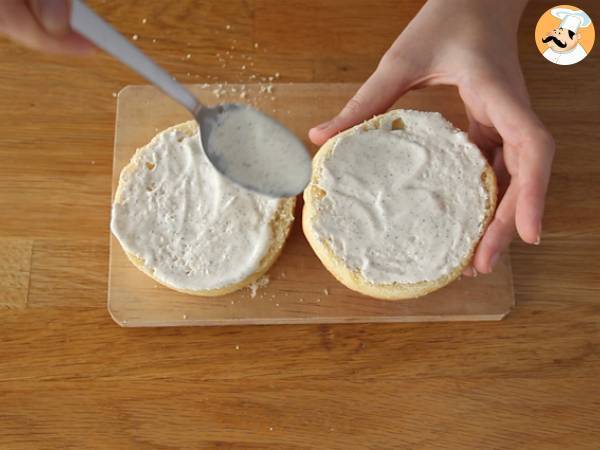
[70,0,311,198]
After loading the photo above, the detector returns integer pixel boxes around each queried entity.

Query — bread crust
[302,111,497,300]
[114,121,296,296]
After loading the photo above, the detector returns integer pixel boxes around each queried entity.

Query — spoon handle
[70,0,200,113]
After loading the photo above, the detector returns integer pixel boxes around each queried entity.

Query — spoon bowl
[197,103,312,198]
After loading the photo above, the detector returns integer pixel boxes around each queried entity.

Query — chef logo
[535,5,595,65]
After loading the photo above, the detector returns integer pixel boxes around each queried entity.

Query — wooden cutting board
[108,83,514,327]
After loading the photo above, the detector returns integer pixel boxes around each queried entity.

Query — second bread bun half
[303,109,497,300]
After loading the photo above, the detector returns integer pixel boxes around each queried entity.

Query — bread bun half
[303,110,497,300]
[112,121,295,296]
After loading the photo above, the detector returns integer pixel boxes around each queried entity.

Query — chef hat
[551,7,592,33]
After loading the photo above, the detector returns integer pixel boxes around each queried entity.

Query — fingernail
[534,223,542,245]
[36,0,70,34]
[463,266,478,277]
[314,120,332,131]
[490,253,500,270]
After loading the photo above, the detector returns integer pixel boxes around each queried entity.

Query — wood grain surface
[0,1,599,448]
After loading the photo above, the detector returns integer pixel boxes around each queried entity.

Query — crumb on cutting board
[248,275,270,298]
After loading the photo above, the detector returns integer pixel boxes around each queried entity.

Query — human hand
[0,0,93,54]
[309,0,554,275]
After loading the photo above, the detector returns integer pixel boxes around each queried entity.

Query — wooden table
[1,1,598,448]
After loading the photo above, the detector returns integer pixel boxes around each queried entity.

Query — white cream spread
[312,110,489,284]
[205,106,312,197]
[111,124,281,291]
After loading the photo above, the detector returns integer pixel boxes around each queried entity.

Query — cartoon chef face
[542,27,581,52]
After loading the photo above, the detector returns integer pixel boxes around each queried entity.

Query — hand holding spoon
[70,0,311,197]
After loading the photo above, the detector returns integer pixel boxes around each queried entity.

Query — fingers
[466,107,501,158]
[0,0,94,54]
[473,183,518,273]
[484,86,555,245]
[490,147,511,199]
[29,0,69,34]
[512,129,554,244]
[309,59,412,146]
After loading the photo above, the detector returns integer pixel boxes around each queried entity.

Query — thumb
[30,0,70,35]
[309,61,412,146]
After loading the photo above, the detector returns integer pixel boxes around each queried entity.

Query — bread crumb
[182,314,187,320]
[298,298,303,302]
[235,345,240,350]
[186,53,192,59]
[152,38,157,43]
[240,91,247,99]
[132,34,139,40]
[226,24,231,30]
[249,275,270,298]
[230,300,235,305]
[316,298,321,303]
[275,72,280,78]
[141,18,147,24]
[269,427,273,431]
[254,42,259,48]
[112,92,117,97]
[323,288,329,295]
[275,303,280,307]
[241,65,246,70]
[90,160,96,165]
